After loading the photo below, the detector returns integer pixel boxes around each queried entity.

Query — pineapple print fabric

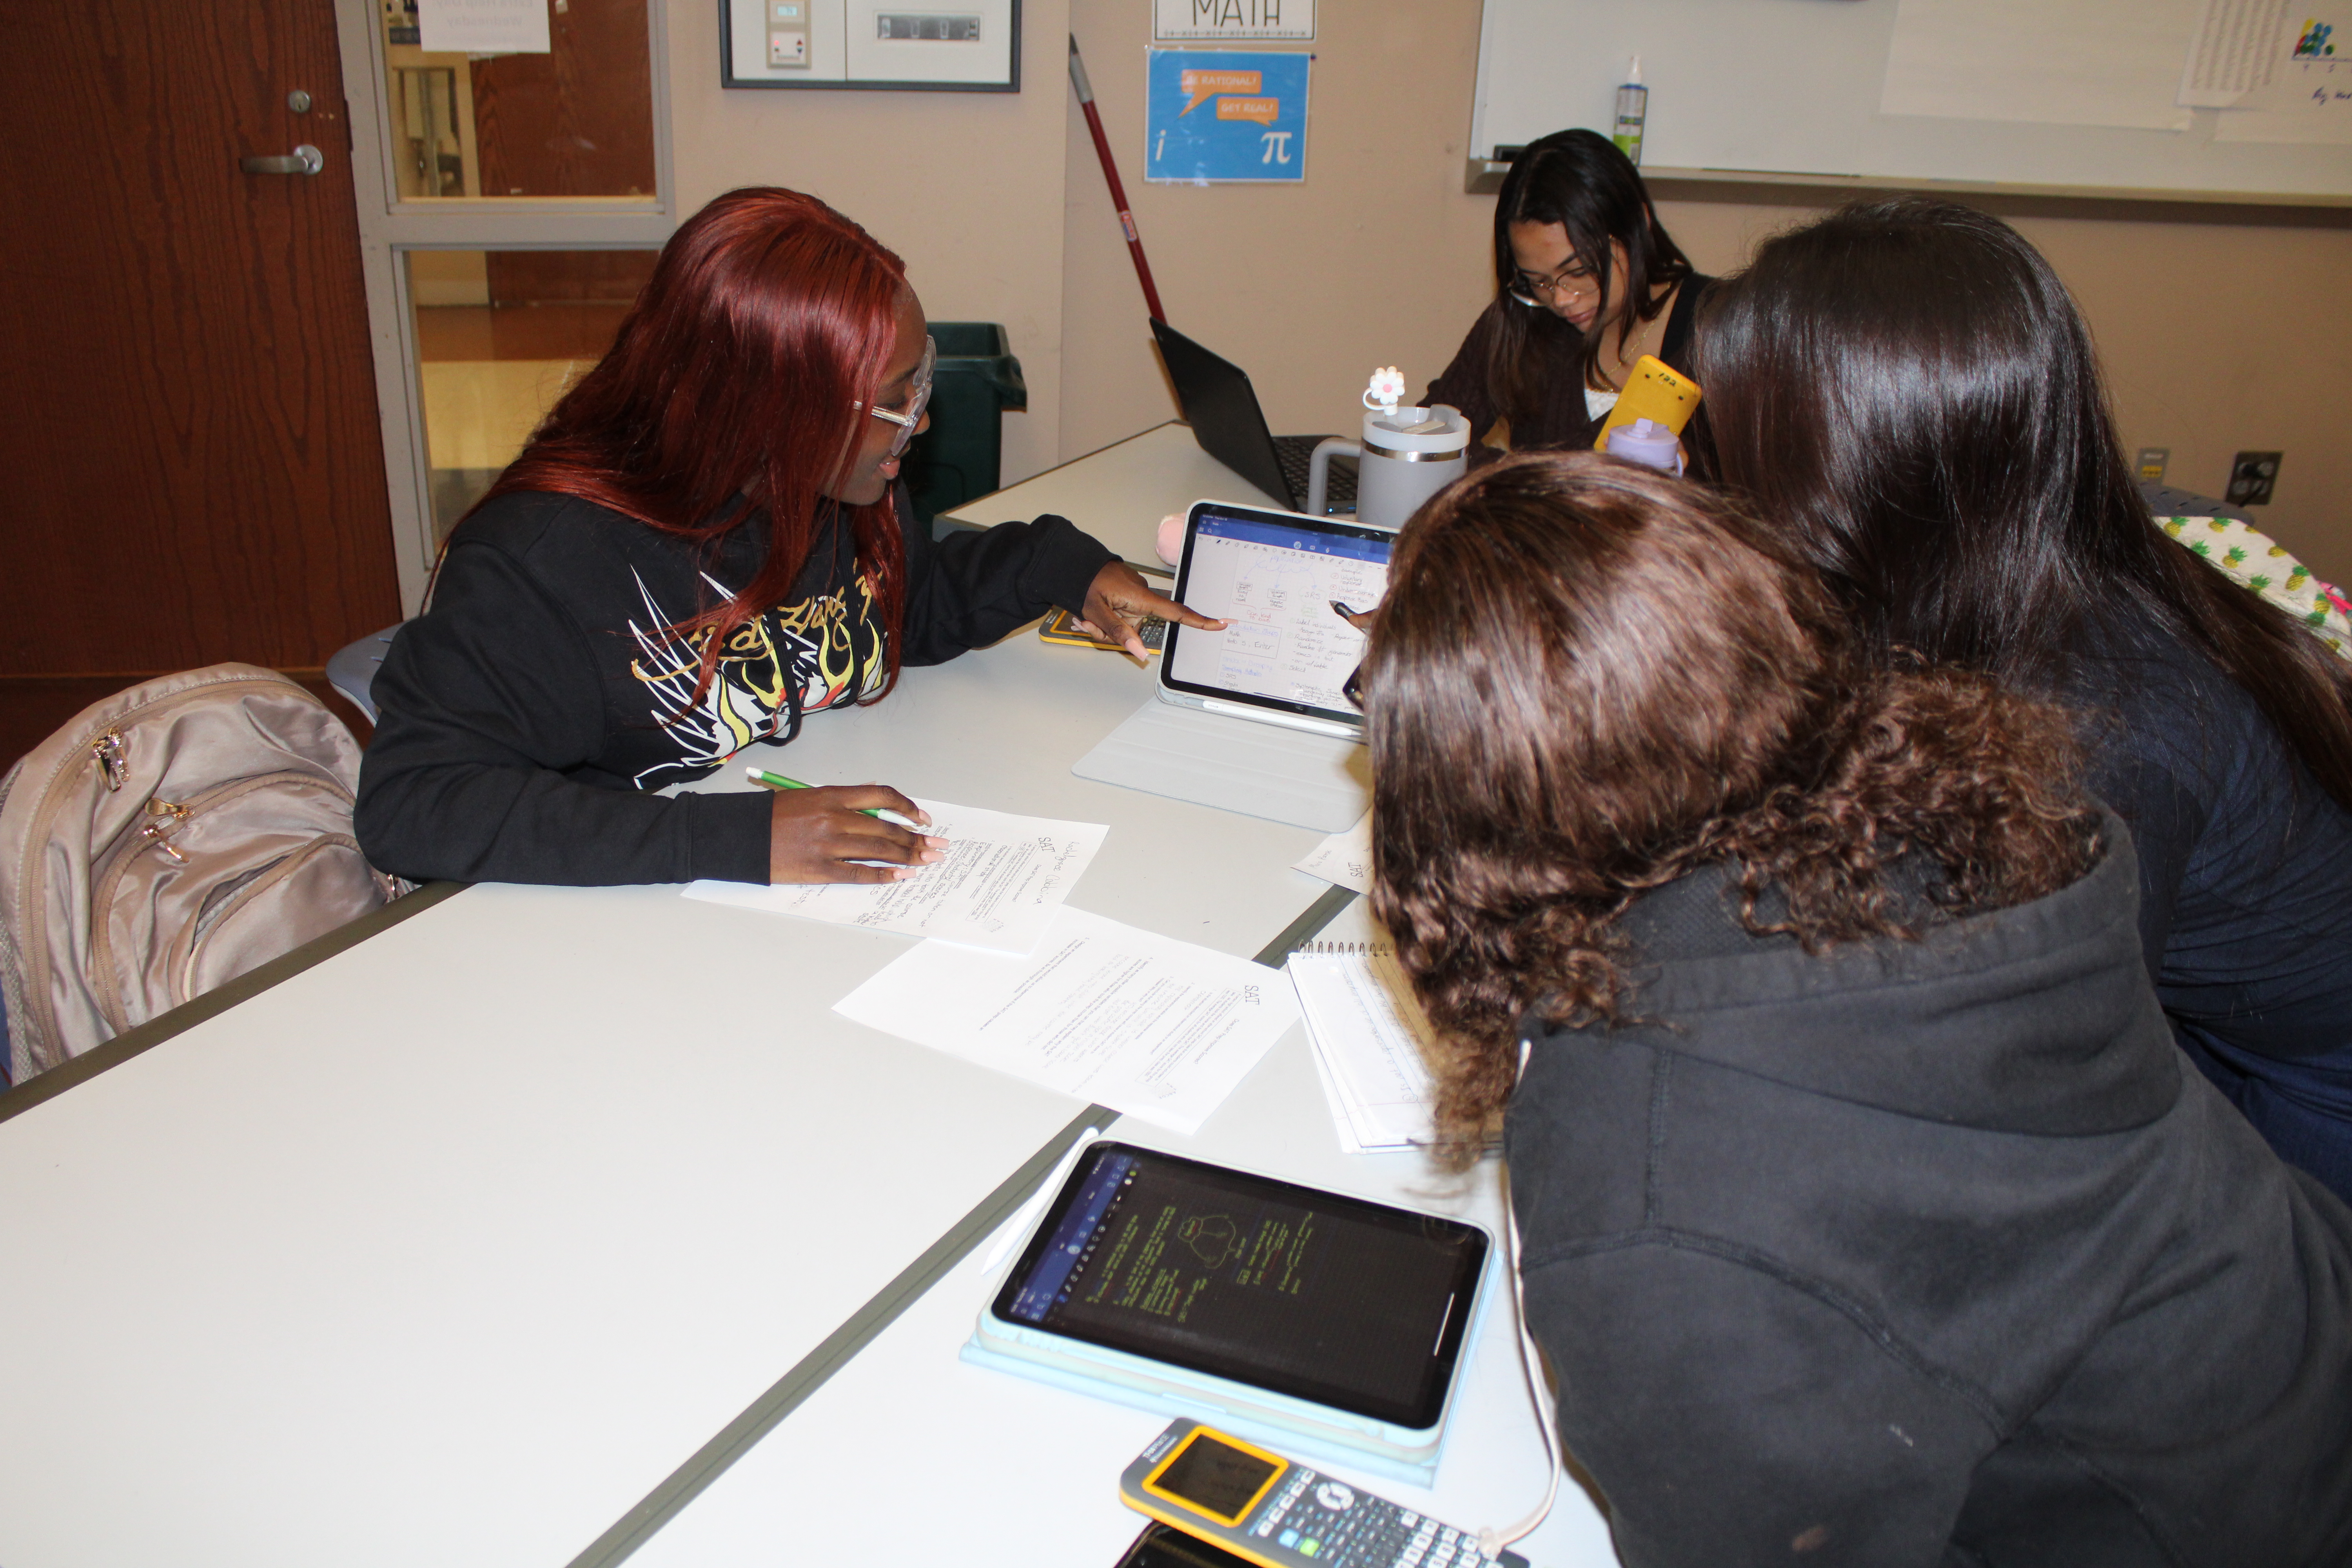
[2159,515,2352,662]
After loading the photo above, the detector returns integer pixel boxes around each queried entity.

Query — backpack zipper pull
[140,797,191,865]
[92,730,127,791]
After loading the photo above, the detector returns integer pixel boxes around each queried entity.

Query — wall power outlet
[2227,450,2283,507]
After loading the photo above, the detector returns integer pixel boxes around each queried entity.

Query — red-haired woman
[356,189,1213,886]
[1364,453,2352,1565]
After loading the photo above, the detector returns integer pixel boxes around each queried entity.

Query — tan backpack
[0,664,399,1085]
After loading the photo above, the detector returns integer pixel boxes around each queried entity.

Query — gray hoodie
[1507,814,2352,1567]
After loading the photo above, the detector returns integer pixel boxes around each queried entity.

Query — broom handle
[1068,36,1167,324]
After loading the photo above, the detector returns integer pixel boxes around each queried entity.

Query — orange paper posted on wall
[1180,67,1261,113]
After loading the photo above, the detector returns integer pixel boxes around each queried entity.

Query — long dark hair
[470,187,911,706]
[1485,129,1692,419]
[1699,196,2352,808]
[1365,454,2099,1165]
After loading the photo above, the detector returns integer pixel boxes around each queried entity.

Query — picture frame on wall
[720,0,1020,91]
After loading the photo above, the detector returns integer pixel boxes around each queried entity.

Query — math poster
[1145,49,1310,183]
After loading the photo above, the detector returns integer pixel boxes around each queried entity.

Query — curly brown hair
[1364,453,2102,1167]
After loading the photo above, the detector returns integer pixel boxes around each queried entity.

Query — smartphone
[1111,1521,1258,1568]
[1041,607,1167,653]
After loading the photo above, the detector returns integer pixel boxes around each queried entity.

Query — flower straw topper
[1363,366,1407,415]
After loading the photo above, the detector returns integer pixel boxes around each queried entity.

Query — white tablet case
[1071,698,1370,832]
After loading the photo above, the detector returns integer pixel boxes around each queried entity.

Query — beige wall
[664,0,1074,486]
[1058,2,2352,584]
[1655,196,2352,584]
[664,1,2350,584]
[1063,0,1496,463]
[1060,0,1494,460]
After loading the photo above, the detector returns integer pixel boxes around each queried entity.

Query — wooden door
[0,0,399,767]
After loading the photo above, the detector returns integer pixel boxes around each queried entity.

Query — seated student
[1698,198,2352,1205]
[1423,129,1710,461]
[1361,452,2352,1568]
[357,188,1213,887]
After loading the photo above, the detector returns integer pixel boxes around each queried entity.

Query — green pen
[744,766,932,829]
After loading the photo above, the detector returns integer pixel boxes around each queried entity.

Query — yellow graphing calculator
[1591,354,1702,450]
[1040,607,1167,653]
[1118,1420,1529,1568]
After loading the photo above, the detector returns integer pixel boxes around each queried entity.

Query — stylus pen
[745,766,905,823]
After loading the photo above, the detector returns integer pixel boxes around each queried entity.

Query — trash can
[903,322,1026,526]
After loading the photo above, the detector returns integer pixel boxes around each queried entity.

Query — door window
[380,0,657,201]
[407,249,657,543]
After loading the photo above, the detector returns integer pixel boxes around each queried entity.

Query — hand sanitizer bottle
[1613,56,1647,165]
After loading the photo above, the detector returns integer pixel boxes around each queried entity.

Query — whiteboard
[1468,0,2352,203]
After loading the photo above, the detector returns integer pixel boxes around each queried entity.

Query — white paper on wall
[1153,0,1314,43]
[2179,0,2292,104]
[2210,7,2352,140]
[417,0,552,54]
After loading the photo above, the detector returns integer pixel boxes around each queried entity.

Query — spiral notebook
[1283,942,1440,1155]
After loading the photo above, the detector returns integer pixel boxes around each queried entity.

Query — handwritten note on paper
[833,906,1301,1133]
[684,800,1107,955]
[1292,811,1372,894]
[417,0,552,53]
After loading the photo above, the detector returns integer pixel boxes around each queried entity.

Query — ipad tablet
[982,1143,1488,1434]
[1157,502,1395,739]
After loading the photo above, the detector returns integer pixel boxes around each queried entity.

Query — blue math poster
[1145,49,1310,183]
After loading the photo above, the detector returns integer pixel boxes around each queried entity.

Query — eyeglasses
[857,335,936,457]
[1508,259,1599,309]
[1342,661,1364,711]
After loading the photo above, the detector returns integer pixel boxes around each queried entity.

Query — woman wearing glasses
[357,187,1208,887]
[1424,129,1710,463]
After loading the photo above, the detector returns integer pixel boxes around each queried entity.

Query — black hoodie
[356,487,1112,887]
[1506,815,2352,1567]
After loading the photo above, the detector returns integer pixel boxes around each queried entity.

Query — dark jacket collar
[1530,810,2180,1137]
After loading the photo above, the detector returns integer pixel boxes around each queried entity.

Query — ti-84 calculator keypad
[1118,1420,1528,1568]
[1240,1463,1512,1568]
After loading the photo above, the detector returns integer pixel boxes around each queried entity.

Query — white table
[0,424,1612,1568]
[0,627,1349,1568]
[626,895,1621,1568]
[944,422,1285,569]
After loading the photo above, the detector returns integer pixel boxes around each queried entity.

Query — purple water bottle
[1604,417,1682,474]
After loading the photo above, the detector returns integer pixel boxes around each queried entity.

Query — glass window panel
[380,1,657,201]
[407,249,657,543]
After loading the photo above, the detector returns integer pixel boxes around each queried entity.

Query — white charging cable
[1477,1042,1562,1558]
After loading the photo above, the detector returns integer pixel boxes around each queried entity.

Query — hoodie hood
[1561,809,2180,1137]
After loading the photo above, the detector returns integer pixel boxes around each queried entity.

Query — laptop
[1151,319,1358,515]
[1069,501,1393,832]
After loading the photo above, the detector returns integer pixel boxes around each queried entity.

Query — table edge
[569,881,1359,1568]
[0,880,471,1125]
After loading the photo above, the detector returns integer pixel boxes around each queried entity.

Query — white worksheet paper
[683,799,1106,955]
[833,906,1300,1133]
[1292,810,1372,894]
[1287,948,1437,1153]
